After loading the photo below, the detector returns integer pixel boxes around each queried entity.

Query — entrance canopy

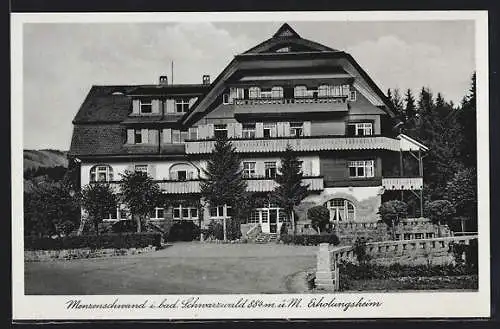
[397,134,429,152]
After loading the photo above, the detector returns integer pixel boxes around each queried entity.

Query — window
[415,233,424,240]
[134,164,148,174]
[243,162,256,178]
[426,233,434,239]
[242,123,256,139]
[289,122,304,137]
[246,203,285,225]
[326,199,355,222]
[188,127,198,140]
[347,122,373,136]
[150,208,165,219]
[175,98,190,113]
[349,90,357,101]
[294,85,307,98]
[140,99,152,113]
[265,162,277,179]
[173,204,199,220]
[276,46,290,52]
[176,170,187,181]
[263,122,276,138]
[214,124,228,139]
[348,160,374,178]
[260,88,272,99]
[230,87,245,102]
[271,86,284,99]
[223,94,230,104]
[134,129,142,144]
[249,87,261,99]
[209,205,231,218]
[318,85,330,97]
[90,165,114,182]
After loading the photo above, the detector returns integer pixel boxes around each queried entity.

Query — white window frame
[294,85,307,98]
[264,161,277,179]
[134,164,148,174]
[348,160,375,178]
[276,46,290,53]
[139,99,152,114]
[326,199,355,222]
[289,122,304,137]
[90,165,114,182]
[348,122,373,136]
[271,86,284,99]
[214,124,228,139]
[150,207,165,220]
[243,162,256,178]
[134,129,143,144]
[223,93,230,104]
[209,205,231,219]
[175,98,190,113]
[263,122,277,138]
[349,90,357,101]
[242,123,256,139]
[173,204,199,220]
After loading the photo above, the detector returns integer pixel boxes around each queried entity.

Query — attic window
[276,46,291,53]
[111,91,124,95]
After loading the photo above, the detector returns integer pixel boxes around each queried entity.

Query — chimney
[202,75,210,85]
[159,75,168,85]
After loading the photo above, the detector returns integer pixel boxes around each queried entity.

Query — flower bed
[344,275,478,291]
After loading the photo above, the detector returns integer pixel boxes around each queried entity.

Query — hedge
[24,232,162,250]
[280,233,340,246]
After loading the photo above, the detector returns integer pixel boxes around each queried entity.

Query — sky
[22,20,475,150]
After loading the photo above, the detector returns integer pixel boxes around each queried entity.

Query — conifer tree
[457,72,477,168]
[200,136,248,241]
[272,144,309,236]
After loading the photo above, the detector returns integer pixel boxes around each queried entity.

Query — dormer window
[349,90,357,101]
[290,122,304,137]
[276,46,291,53]
[294,85,307,98]
[139,99,152,114]
[175,98,190,113]
[134,129,143,143]
[271,86,284,99]
[347,122,373,136]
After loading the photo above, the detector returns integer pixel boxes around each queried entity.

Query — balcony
[101,177,324,195]
[382,177,423,191]
[233,97,348,116]
[185,136,400,154]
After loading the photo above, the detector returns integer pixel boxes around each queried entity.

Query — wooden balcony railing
[382,177,423,190]
[100,177,324,194]
[185,136,400,154]
[234,96,347,106]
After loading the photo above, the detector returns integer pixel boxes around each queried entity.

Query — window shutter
[207,124,215,138]
[149,129,158,144]
[255,122,264,138]
[148,164,157,179]
[188,171,194,180]
[234,123,242,138]
[189,97,198,108]
[127,129,135,144]
[166,99,175,113]
[283,122,291,137]
[227,123,234,138]
[163,128,172,143]
[141,129,149,143]
[276,122,285,137]
[302,160,311,176]
[255,161,264,178]
[152,99,161,114]
[198,125,208,139]
[132,99,140,114]
[303,121,312,136]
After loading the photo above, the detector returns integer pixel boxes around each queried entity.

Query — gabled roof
[243,23,337,54]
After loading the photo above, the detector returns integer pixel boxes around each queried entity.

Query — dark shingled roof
[69,124,125,156]
[73,85,136,124]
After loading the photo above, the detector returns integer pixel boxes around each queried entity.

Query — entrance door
[269,209,278,233]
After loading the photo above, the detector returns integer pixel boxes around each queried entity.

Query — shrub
[280,233,339,246]
[307,206,330,233]
[207,220,224,240]
[378,200,408,240]
[111,220,138,233]
[24,232,162,250]
[353,237,371,264]
[425,200,456,237]
[168,221,201,241]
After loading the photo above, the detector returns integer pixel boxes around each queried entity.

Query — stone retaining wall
[25,246,157,262]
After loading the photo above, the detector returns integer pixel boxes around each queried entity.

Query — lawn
[25,242,317,295]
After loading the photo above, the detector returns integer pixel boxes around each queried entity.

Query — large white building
[69,23,428,235]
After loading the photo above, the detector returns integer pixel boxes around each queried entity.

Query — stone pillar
[315,243,337,291]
